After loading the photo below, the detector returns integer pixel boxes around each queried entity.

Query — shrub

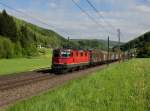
[0,37,14,58]
[0,39,5,58]
[13,41,22,57]
[38,48,46,55]
[22,43,38,57]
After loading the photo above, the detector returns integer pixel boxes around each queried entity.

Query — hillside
[121,31,150,57]
[71,39,121,50]
[0,9,119,59]
[0,10,69,58]
[14,18,68,48]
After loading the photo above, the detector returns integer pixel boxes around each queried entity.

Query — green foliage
[0,10,68,58]
[0,48,52,75]
[137,42,150,58]
[38,48,47,55]
[15,19,67,49]
[13,41,22,57]
[71,39,120,50]
[0,38,5,58]
[0,37,14,58]
[0,9,119,59]
[5,59,150,111]
[0,10,17,41]
[23,43,38,57]
[121,31,150,58]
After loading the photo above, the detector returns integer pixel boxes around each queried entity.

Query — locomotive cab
[52,49,90,73]
[53,49,71,57]
[52,49,72,73]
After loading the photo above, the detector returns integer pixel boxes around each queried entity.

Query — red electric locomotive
[52,48,122,73]
[52,49,90,73]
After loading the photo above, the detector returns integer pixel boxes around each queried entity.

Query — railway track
[0,74,56,91]
[0,61,117,91]
[0,63,117,108]
[0,68,50,83]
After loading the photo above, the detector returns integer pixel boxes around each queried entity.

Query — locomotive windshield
[60,51,71,57]
[53,49,71,57]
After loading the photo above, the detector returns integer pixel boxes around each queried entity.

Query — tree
[0,37,14,58]
[0,39,5,58]
[20,25,29,48]
[0,10,18,41]
[13,41,22,57]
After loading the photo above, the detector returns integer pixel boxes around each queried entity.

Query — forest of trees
[121,32,150,58]
[0,10,68,58]
[71,39,120,50]
[0,10,26,58]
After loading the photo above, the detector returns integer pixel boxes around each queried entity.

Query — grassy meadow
[5,59,150,111]
[0,48,52,75]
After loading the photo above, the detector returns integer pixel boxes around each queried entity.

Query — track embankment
[0,64,111,108]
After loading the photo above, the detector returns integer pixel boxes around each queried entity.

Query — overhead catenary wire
[0,1,55,28]
[0,0,107,39]
[85,0,116,31]
[85,0,128,42]
[71,0,113,36]
[0,0,120,39]
[0,1,70,36]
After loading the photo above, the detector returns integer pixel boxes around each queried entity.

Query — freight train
[51,48,125,73]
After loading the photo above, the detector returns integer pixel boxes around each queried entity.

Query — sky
[0,0,150,42]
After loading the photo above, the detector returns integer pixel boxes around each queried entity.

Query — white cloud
[0,0,150,42]
[48,2,57,8]
[134,5,150,12]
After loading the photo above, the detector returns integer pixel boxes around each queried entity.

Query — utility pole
[68,36,70,49]
[129,42,131,59]
[127,43,130,60]
[107,36,110,65]
[117,29,121,62]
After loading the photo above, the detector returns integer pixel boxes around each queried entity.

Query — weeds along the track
[0,62,107,108]
[5,59,150,111]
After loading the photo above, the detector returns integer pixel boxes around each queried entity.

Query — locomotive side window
[80,52,83,56]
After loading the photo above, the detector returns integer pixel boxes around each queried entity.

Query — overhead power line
[0,1,55,28]
[0,0,118,38]
[85,0,116,31]
[86,0,129,41]
[0,1,68,35]
[71,0,113,35]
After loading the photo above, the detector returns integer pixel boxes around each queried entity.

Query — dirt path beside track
[0,64,111,108]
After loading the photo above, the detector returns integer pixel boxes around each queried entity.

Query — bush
[22,43,38,57]
[0,39,5,58]
[13,41,22,57]
[0,36,39,59]
[38,48,46,55]
[0,37,14,58]
[137,42,150,58]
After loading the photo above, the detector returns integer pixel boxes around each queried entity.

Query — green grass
[0,49,52,75]
[5,59,150,111]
